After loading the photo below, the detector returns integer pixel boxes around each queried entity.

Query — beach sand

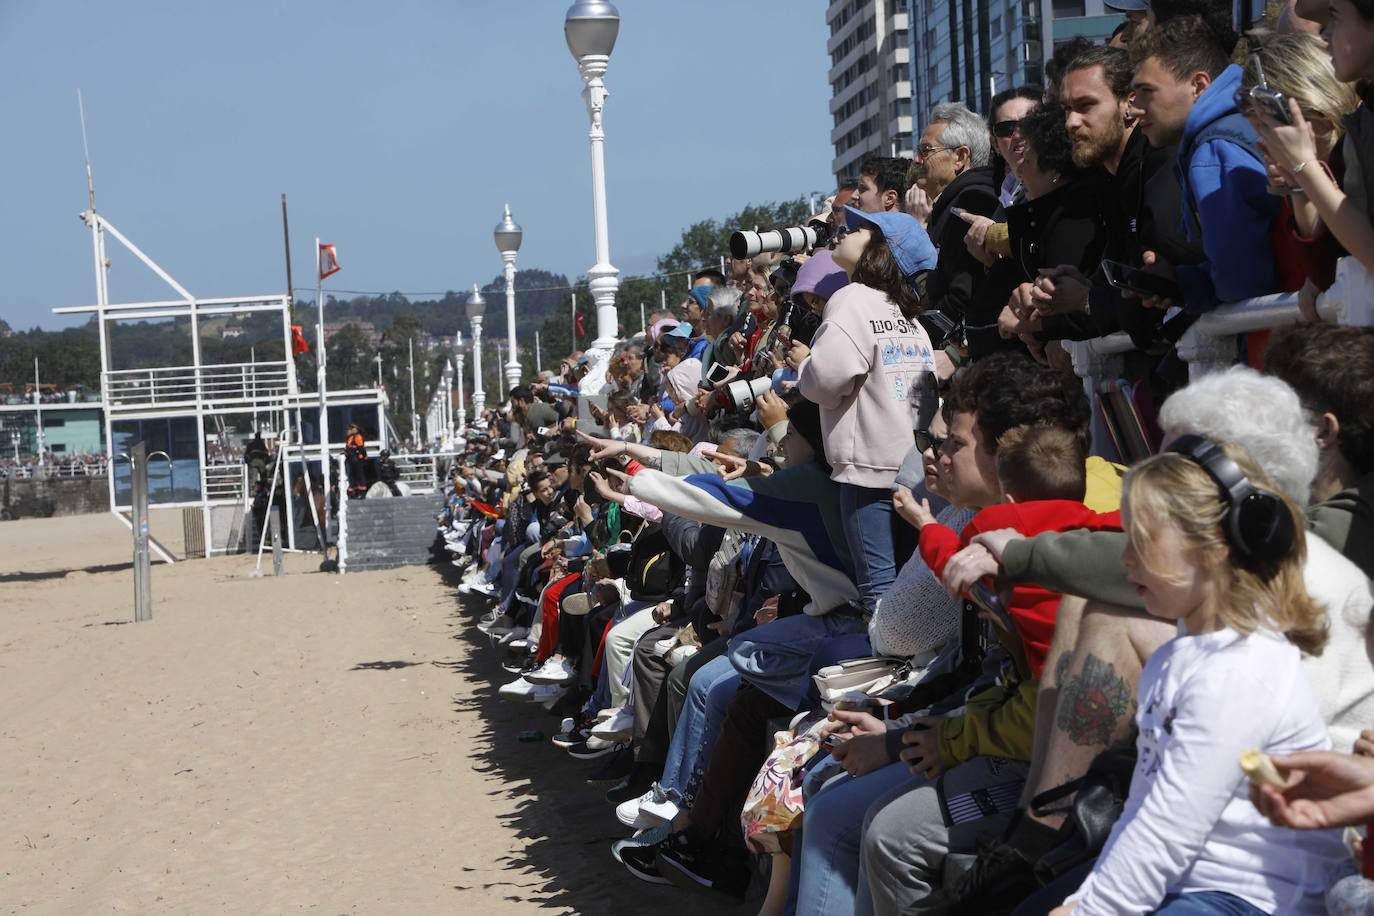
[0,514,705,914]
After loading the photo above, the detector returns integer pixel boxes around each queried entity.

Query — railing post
[1176,324,1237,381]
[335,453,348,575]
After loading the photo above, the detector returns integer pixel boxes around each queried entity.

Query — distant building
[827,0,914,184]
[906,0,1121,121]
[218,324,244,339]
[323,321,381,347]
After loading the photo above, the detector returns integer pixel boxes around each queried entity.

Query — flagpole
[315,238,330,511]
[571,291,578,352]
[408,337,418,447]
[534,330,542,374]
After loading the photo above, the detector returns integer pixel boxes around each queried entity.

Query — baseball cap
[1104,0,1148,10]
[842,206,938,277]
[664,323,696,341]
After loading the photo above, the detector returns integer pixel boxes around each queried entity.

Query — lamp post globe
[493,204,523,392]
[465,284,487,417]
[564,0,622,393]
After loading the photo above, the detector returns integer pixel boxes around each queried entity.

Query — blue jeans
[658,654,740,799]
[1154,892,1269,915]
[729,612,869,710]
[840,483,900,613]
[790,759,917,916]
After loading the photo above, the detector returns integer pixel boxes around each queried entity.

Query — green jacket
[1308,472,1374,581]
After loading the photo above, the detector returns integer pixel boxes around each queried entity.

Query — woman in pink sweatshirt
[789,206,940,612]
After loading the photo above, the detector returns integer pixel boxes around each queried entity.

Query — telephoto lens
[729,219,832,259]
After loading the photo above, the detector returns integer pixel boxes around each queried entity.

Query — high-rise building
[827,0,914,184]
[906,0,1122,125]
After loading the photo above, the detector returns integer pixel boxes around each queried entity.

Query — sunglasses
[915,429,947,454]
[993,119,1022,139]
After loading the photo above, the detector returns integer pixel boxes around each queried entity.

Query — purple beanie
[792,250,849,302]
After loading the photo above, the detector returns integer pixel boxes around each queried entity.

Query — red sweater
[919,500,1122,678]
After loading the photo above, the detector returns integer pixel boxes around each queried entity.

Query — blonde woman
[1248,29,1374,288]
[1049,439,1350,916]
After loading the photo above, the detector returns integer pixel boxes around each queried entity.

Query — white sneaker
[526,658,576,685]
[498,677,566,704]
[468,581,499,599]
[497,626,529,646]
[638,784,682,825]
[590,706,634,741]
[616,788,657,829]
[593,706,620,724]
[506,638,530,653]
[478,614,513,635]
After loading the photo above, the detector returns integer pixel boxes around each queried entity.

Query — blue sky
[0,1,833,331]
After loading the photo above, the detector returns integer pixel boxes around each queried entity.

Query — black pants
[637,636,728,768]
[689,683,789,850]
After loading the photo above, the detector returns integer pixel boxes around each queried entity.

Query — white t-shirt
[1071,626,1352,915]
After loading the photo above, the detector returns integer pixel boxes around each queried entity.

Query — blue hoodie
[1173,64,1281,312]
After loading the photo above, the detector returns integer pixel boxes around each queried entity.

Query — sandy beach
[0,513,704,915]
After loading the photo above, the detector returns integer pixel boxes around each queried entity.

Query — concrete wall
[1,476,108,521]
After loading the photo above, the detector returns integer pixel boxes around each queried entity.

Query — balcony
[103,361,292,411]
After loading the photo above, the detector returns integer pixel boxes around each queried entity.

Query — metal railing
[0,460,109,479]
[203,463,248,502]
[391,452,463,494]
[103,361,292,409]
[1066,257,1374,454]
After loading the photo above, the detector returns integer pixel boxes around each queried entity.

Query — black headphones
[1168,434,1296,564]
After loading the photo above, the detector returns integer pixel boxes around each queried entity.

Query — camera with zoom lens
[707,376,774,416]
[730,219,832,260]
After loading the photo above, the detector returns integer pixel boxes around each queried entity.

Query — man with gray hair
[916,103,1000,327]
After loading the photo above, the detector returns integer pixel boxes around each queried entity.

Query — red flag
[575,311,586,338]
[290,325,310,355]
[318,243,340,280]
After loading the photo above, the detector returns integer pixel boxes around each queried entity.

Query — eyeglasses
[915,429,947,454]
[916,144,959,159]
[993,119,1022,139]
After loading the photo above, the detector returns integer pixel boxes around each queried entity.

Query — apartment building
[827,0,915,183]
[906,0,1123,126]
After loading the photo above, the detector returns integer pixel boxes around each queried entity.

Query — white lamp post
[454,330,467,433]
[493,204,523,391]
[444,358,455,443]
[465,285,486,418]
[565,0,621,393]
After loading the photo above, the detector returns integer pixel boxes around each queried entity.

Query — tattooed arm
[1054,651,1137,749]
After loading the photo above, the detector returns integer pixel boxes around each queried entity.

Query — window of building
[1052,0,1085,17]
[989,14,1002,36]
[43,418,66,428]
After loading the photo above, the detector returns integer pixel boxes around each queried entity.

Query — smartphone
[1247,54,1293,126]
[1100,259,1181,302]
[705,362,732,386]
[949,206,966,220]
[1249,86,1293,126]
[822,732,846,750]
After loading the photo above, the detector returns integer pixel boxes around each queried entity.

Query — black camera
[730,220,832,260]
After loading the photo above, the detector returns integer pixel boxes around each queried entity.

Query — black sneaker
[551,725,592,749]
[585,745,634,786]
[654,831,750,900]
[566,738,624,761]
[620,838,673,885]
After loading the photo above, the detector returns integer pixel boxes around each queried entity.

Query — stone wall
[0,476,108,521]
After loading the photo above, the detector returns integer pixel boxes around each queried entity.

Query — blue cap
[688,286,712,310]
[664,322,696,340]
[1104,0,1149,10]
[842,207,938,277]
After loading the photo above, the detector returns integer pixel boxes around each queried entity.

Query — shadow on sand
[429,558,719,914]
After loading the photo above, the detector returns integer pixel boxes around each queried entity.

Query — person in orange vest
[344,423,368,499]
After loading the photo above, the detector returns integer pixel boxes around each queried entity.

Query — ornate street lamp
[564,0,621,392]
[465,285,487,417]
[453,330,467,433]
[493,204,523,391]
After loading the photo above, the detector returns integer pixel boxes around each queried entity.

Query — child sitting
[895,423,1120,677]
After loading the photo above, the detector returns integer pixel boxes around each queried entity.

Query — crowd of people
[0,454,109,479]
[430,1,1374,913]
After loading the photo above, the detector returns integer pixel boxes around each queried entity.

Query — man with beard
[1025,45,1199,369]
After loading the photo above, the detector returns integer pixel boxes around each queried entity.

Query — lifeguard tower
[53,208,387,558]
